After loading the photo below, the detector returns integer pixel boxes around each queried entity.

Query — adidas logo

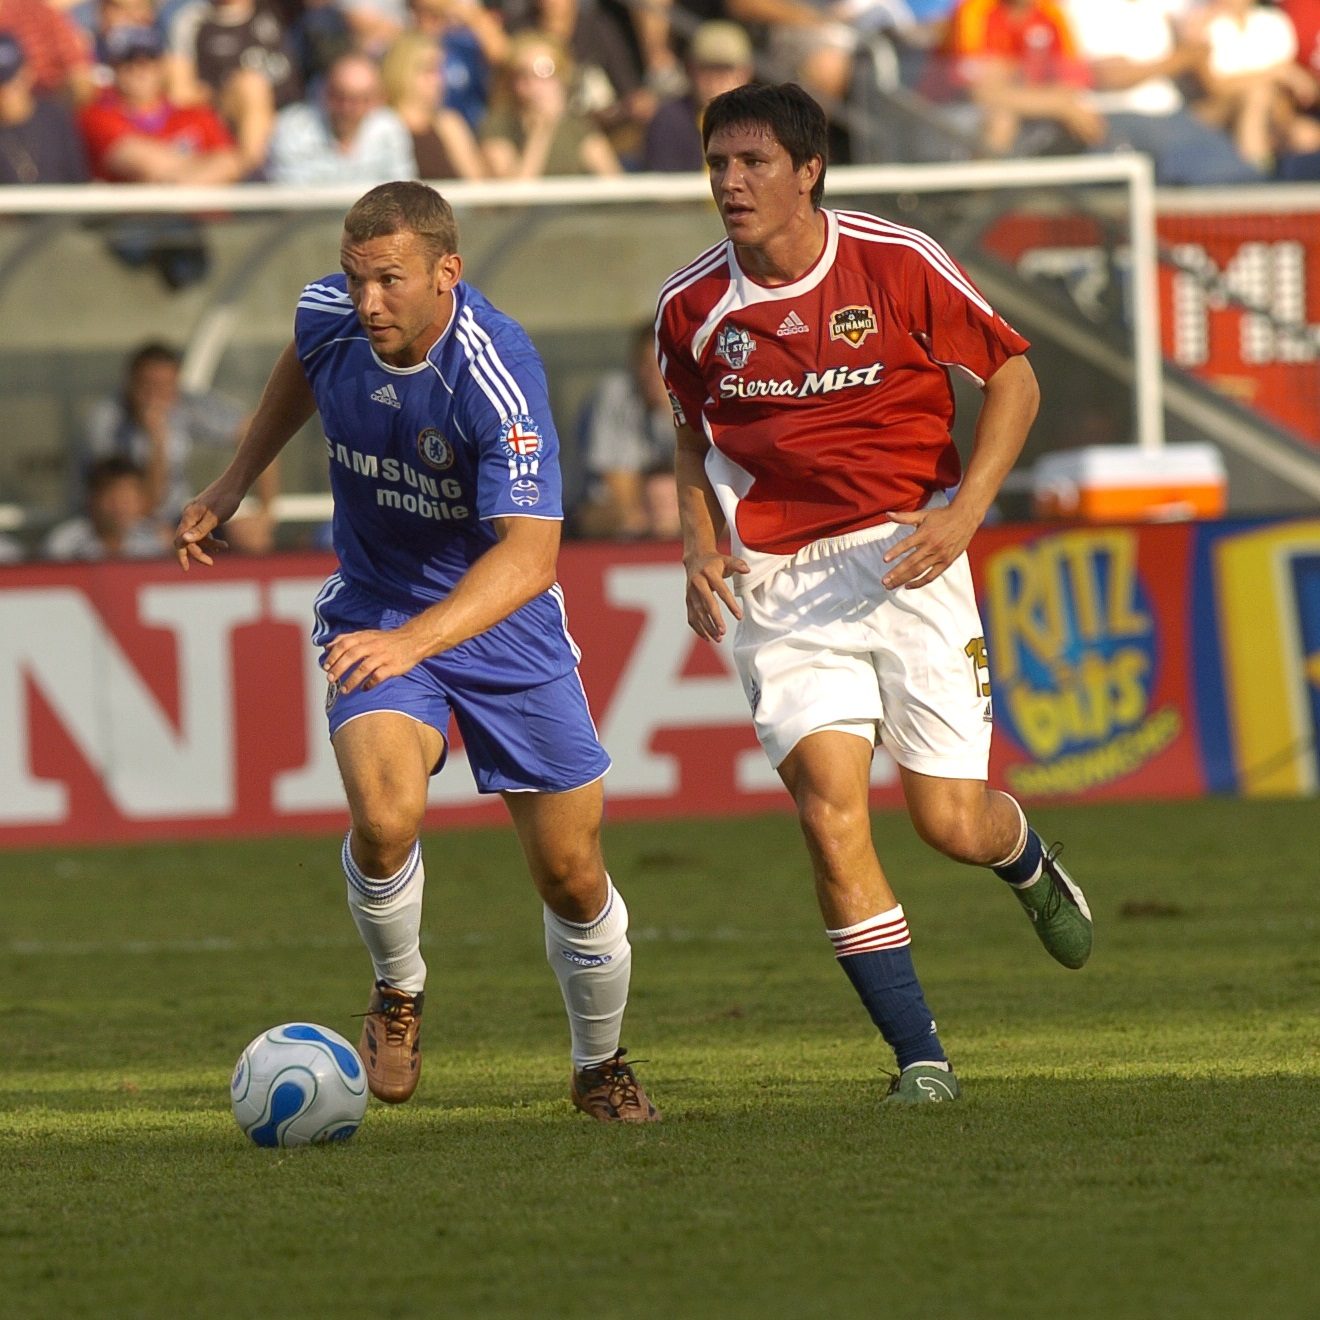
[370,382,401,409]
[776,310,809,337]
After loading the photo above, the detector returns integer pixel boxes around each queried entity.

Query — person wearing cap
[0,29,91,181]
[642,19,754,172]
[77,23,259,179]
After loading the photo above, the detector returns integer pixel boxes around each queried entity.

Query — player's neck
[733,210,826,287]
[379,289,457,368]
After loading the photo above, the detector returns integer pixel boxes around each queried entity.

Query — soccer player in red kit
[655,82,1092,1105]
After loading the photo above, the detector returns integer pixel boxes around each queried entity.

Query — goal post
[0,157,1164,528]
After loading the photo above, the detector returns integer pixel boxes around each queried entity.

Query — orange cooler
[1032,444,1227,522]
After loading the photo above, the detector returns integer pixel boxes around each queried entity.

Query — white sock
[544,878,632,1070]
[342,831,427,994]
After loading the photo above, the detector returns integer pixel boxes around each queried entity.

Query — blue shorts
[313,575,611,795]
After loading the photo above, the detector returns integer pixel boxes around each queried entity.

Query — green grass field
[2,798,1317,1319]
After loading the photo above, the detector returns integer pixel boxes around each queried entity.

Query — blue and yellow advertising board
[973,516,1320,800]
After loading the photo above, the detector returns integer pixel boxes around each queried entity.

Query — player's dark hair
[701,82,828,208]
[343,181,460,263]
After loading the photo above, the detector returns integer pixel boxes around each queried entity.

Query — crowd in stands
[2,0,1319,557]
[1,0,1318,188]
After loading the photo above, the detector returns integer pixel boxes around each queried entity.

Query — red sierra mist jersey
[655,207,1029,565]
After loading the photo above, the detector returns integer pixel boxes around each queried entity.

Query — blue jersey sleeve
[451,304,564,522]
[293,275,357,370]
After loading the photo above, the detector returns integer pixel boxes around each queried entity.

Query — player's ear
[800,154,823,198]
[436,251,463,293]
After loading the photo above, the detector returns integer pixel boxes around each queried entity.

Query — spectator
[517,0,657,157]
[643,19,754,171]
[1279,0,1320,174]
[286,0,353,87]
[1184,0,1316,171]
[381,29,484,176]
[335,0,406,54]
[405,0,506,131]
[599,0,681,96]
[0,0,93,100]
[573,322,679,539]
[42,456,172,561]
[1061,0,1263,184]
[78,24,256,178]
[85,0,164,86]
[931,0,1105,157]
[165,0,303,173]
[480,30,620,175]
[727,0,862,108]
[80,341,276,550]
[0,28,91,179]
[1286,0,1320,76]
[267,48,417,183]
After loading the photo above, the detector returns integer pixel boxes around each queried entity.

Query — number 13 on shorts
[965,636,991,698]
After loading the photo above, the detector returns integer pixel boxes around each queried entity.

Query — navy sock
[994,826,1044,886]
[837,945,947,1070]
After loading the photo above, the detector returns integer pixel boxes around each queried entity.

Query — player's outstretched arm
[175,341,317,570]
[322,516,560,695]
[883,353,1040,591]
[675,422,748,643]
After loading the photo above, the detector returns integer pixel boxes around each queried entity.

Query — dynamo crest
[829,305,877,348]
[714,323,756,370]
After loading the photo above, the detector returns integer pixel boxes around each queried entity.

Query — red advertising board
[0,523,1231,849]
[981,206,1320,442]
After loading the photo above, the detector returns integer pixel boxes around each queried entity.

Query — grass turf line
[1,798,1317,1319]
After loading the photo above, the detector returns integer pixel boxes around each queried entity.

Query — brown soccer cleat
[570,1048,661,1123]
[358,980,424,1103]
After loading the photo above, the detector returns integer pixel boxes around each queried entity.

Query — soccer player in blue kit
[175,180,659,1123]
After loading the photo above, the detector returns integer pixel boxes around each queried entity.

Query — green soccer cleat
[1012,843,1093,969]
[882,1063,961,1106]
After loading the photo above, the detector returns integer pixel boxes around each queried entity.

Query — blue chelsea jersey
[295,275,578,685]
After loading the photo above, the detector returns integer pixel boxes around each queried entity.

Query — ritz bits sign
[973,525,1205,800]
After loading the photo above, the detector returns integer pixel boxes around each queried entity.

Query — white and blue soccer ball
[230,1022,368,1147]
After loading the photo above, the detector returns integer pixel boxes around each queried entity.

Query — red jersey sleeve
[655,304,706,431]
[892,240,1029,385]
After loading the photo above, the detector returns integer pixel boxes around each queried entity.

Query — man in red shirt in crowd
[1280,0,1320,172]
[932,0,1104,154]
[1284,0,1320,75]
[78,24,255,181]
[657,83,1093,1106]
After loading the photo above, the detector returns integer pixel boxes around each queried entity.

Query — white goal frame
[0,156,1163,529]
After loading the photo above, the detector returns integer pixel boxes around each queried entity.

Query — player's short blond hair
[343,182,459,264]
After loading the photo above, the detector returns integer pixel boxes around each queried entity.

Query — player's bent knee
[351,801,425,856]
[796,797,872,859]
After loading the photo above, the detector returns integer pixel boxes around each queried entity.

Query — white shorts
[731,521,993,777]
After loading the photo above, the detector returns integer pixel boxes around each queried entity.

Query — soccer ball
[230,1022,368,1147]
